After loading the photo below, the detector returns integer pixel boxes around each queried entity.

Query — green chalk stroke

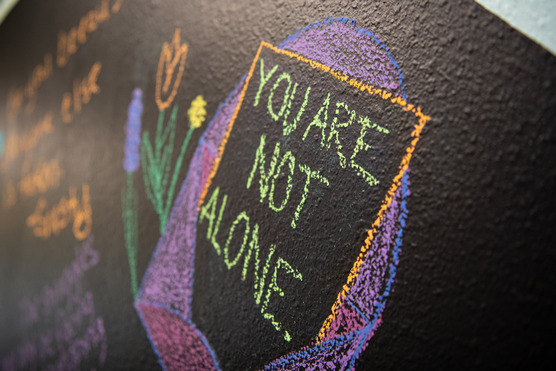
[223,211,250,270]
[199,186,229,256]
[261,256,302,341]
[142,97,206,234]
[283,85,311,137]
[254,58,279,107]
[0,0,19,25]
[122,172,139,297]
[268,150,295,213]
[476,0,556,55]
[302,92,331,147]
[267,72,293,121]
[197,184,302,340]
[122,88,143,298]
[350,116,389,188]
[246,134,276,202]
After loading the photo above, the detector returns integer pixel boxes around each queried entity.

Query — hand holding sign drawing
[135,18,429,370]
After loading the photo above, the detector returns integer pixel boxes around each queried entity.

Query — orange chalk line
[155,29,188,111]
[1,112,54,168]
[264,42,429,121]
[195,41,430,341]
[25,184,92,241]
[262,42,431,342]
[198,42,265,209]
[316,120,427,342]
[5,0,124,122]
[19,159,64,198]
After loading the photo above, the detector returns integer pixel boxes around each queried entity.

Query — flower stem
[122,171,139,297]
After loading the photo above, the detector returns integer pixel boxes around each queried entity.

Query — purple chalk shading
[136,18,414,370]
[137,304,218,371]
[124,88,143,173]
[135,78,246,367]
[136,80,243,315]
[281,18,404,96]
[19,236,98,328]
[2,237,107,371]
[264,170,410,370]
[323,175,404,341]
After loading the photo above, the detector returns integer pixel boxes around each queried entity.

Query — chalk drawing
[244,133,331,230]
[18,159,64,198]
[140,29,203,235]
[57,0,124,68]
[136,79,245,370]
[265,170,410,370]
[155,28,188,111]
[124,89,144,173]
[2,180,16,210]
[135,17,429,370]
[26,184,92,241]
[141,97,204,235]
[4,0,124,122]
[188,95,207,129]
[122,88,143,297]
[120,32,205,298]
[61,62,102,124]
[197,185,304,341]
[0,112,53,171]
[1,237,107,371]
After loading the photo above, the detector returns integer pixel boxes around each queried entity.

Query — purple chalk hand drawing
[122,88,143,297]
[135,18,428,370]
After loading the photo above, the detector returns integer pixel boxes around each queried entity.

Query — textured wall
[476,0,556,55]
[0,1,554,369]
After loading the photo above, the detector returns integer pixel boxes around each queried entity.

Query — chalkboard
[0,1,554,370]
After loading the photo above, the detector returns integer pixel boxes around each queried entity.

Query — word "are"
[247,134,329,229]
[254,58,390,188]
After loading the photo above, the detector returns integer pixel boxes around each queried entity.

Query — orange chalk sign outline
[198,40,430,343]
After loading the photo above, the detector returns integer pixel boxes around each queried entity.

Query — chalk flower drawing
[124,89,144,173]
[122,32,205,298]
[136,17,429,370]
[141,97,204,235]
[122,88,143,297]
[188,95,207,129]
[142,30,203,235]
[156,29,188,111]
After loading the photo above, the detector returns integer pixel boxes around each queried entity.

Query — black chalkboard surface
[0,1,554,370]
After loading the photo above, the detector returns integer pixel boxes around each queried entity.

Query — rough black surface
[192,45,414,369]
[0,0,555,370]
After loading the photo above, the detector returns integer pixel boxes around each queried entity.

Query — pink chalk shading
[135,78,246,369]
[137,304,218,371]
[136,18,416,370]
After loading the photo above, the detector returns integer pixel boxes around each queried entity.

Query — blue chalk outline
[264,170,410,370]
[137,18,415,370]
[279,16,407,100]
